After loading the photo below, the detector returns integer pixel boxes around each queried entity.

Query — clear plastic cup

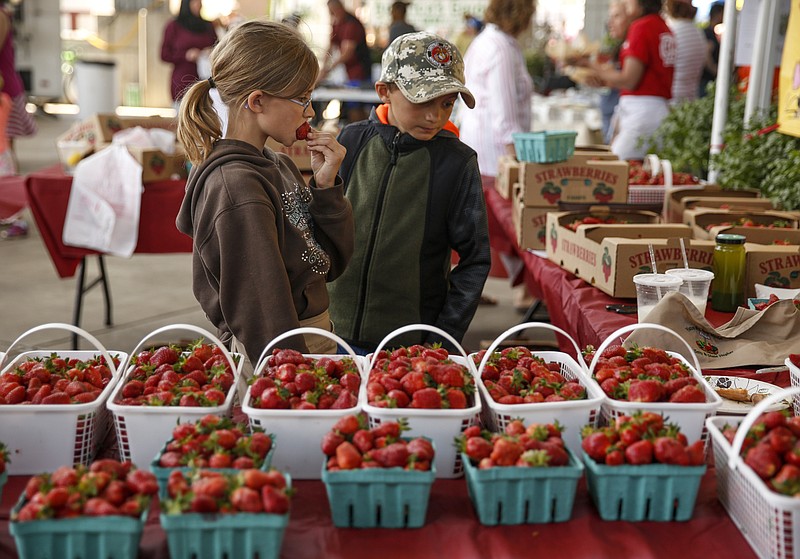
[633,273,683,322]
[57,139,91,175]
[665,268,715,315]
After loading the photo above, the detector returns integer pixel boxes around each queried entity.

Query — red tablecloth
[481,178,735,356]
[25,165,192,278]
[0,455,777,559]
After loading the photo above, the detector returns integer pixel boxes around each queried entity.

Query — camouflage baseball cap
[379,32,475,109]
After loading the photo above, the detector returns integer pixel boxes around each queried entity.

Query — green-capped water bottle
[711,233,746,312]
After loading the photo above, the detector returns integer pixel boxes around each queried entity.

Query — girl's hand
[305,129,346,188]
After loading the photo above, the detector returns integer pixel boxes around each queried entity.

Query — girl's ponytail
[177,79,222,165]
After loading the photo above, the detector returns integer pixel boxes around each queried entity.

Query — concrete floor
[0,113,544,359]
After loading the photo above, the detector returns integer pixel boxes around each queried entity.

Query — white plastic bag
[62,144,143,257]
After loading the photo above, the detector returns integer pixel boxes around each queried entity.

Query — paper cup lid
[633,273,683,287]
[665,268,715,281]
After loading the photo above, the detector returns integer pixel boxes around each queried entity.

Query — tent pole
[707,0,740,184]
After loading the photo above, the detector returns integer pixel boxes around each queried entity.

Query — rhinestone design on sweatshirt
[282,182,330,275]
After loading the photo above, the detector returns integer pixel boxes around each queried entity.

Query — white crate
[787,357,800,415]
[360,324,482,479]
[706,387,800,559]
[106,324,243,470]
[242,327,366,480]
[0,323,126,474]
[472,322,604,455]
[588,323,722,445]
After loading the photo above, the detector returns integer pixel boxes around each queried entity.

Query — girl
[175,19,354,367]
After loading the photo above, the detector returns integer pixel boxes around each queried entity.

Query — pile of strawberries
[247,349,360,410]
[366,345,475,409]
[322,414,434,471]
[583,344,706,403]
[472,346,586,405]
[721,410,800,497]
[114,340,236,407]
[457,419,570,468]
[704,217,793,231]
[565,215,628,232]
[161,468,291,514]
[581,411,705,466]
[156,414,273,470]
[0,353,118,405]
[13,459,158,520]
[628,161,697,186]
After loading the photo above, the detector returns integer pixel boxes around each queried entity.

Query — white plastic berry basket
[472,322,604,455]
[0,323,126,474]
[107,324,242,469]
[786,357,800,415]
[242,327,366,480]
[706,386,800,559]
[588,323,722,445]
[360,324,482,479]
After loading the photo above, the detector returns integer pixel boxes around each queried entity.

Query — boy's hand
[305,129,346,188]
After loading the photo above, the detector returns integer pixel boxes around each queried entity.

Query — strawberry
[231,487,263,512]
[771,464,800,496]
[409,387,442,409]
[83,498,119,517]
[407,437,434,461]
[624,439,654,465]
[445,388,467,409]
[464,436,493,461]
[150,346,179,368]
[321,431,345,456]
[261,484,290,514]
[628,379,664,402]
[745,443,782,479]
[668,384,706,403]
[653,437,689,466]
[371,442,410,468]
[295,121,312,141]
[192,475,228,498]
[582,431,612,462]
[167,470,190,498]
[489,437,524,466]
[332,414,362,436]
[352,429,374,453]
[335,441,362,470]
[125,469,159,496]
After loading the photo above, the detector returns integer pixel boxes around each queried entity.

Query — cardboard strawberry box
[663,184,763,223]
[57,113,176,148]
[545,209,715,298]
[266,138,311,171]
[495,155,520,199]
[517,151,628,207]
[511,184,549,250]
[685,208,800,240]
[127,145,187,183]
[745,244,800,297]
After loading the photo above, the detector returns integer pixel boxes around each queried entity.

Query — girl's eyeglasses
[287,97,312,111]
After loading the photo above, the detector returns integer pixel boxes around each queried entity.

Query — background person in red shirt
[319,0,375,123]
[584,0,675,160]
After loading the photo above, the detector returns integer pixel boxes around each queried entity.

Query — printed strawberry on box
[545,209,714,298]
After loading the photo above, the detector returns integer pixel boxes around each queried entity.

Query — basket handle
[367,324,472,375]
[477,322,584,376]
[127,324,238,383]
[726,386,800,469]
[587,323,702,377]
[643,154,661,178]
[661,159,673,189]
[251,327,359,378]
[0,323,119,378]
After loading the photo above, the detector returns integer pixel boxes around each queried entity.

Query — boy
[328,32,490,352]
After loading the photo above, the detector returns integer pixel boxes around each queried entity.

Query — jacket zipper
[353,131,401,342]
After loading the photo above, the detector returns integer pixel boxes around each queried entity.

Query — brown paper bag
[625,291,800,369]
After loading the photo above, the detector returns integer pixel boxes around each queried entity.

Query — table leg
[71,255,113,349]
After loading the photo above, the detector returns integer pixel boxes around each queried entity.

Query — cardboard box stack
[545,208,715,298]
[57,113,186,183]
[506,146,629,250]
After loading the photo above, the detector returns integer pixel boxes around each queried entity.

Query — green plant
[711,103,800,210]
[642,84,745,179]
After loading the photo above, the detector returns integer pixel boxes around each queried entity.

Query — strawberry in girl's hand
[296,122,312,140]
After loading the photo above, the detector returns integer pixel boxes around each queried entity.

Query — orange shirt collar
[375,103,460,137]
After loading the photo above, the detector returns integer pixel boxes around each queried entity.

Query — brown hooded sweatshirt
[176,139,354,363]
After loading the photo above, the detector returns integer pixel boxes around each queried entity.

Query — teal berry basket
[160,475,291,559]
[150,435,276,500]
[461,450,584,525]
[582,452,706,521]
[321,460,436,528]
[9,494,148,559]
[512,131,578,163]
